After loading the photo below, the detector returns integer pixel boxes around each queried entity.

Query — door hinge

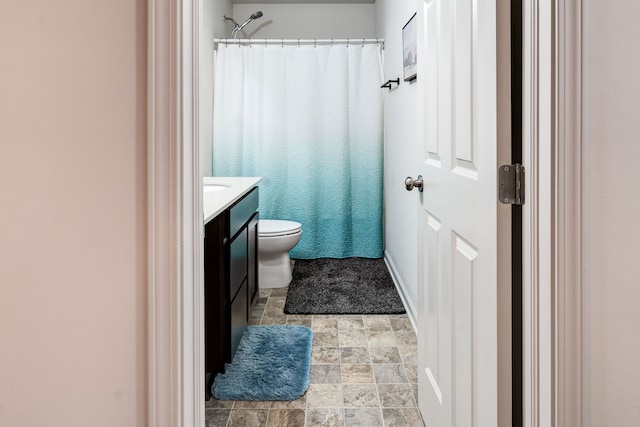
[499,164,525,205]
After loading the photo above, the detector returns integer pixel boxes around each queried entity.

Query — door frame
[551,0,586,424]
[522,0,552,424]
[145,0,582,425]
[147,0,205,425]
[522,0,584,425]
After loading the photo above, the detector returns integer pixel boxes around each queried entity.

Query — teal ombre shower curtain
[212,43,383,259]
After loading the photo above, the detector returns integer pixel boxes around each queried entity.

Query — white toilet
[258,219,302,288]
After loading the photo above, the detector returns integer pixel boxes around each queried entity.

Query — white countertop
[203,177,262,223]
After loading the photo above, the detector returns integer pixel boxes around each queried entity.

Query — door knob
[405,175,424,192]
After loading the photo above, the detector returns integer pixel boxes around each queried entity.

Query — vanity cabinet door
[227,226,248,362]
[247,212,259,307]
[230,279,248,359]
[228,228,247,302]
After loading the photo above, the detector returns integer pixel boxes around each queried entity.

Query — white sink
[203,184,230,193]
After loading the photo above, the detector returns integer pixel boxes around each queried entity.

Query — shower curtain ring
[314,38,317,48]
[362,38,365,47]
[331,38,334,47]
[347,38,350,48]
[281,38,284,48]
[298,38,300,48]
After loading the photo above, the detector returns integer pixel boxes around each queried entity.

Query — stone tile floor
[206,287,423,427]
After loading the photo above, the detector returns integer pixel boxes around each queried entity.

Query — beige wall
[0,1,147,425]
[584,0,640,424]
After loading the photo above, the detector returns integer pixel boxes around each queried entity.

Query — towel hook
[381,78,401,90]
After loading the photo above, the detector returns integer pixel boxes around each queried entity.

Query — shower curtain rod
[214,38,384,49]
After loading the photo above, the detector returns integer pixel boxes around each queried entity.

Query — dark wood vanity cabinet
[204,187,259,395]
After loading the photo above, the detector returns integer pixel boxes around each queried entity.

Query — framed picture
[402,12,417,82]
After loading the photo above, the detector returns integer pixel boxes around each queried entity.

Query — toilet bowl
[258,220,302,289]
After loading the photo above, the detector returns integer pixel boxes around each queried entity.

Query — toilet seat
[259,220,302,237]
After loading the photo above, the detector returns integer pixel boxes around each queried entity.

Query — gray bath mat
[283,258,406,314]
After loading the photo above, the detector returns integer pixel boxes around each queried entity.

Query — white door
[414,0,512,425]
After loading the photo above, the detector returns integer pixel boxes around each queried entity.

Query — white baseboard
[383,251,418,333]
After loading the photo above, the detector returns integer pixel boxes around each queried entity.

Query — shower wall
[232,3,375,39]
[201,0,233,176]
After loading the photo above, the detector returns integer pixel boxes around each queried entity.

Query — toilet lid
[259,220,302,237]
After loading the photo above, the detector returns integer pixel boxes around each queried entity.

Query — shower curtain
[212,43,383,259]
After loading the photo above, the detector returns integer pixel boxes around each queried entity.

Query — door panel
[425,212,442,393]
[453,0,473,163]
[416,0,510,425]
[453,234,476,427]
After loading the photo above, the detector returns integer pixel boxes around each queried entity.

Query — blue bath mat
[211,325,313,401]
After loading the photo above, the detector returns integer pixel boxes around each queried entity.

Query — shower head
[231,11,264,38]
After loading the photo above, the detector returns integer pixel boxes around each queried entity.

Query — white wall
[375,0,419,318]
[200,0,233,176]
[584,0,640,423]
[0,1,147,426]
[232,3,375,39]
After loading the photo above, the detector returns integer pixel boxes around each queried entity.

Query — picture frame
[402,12,418,82]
